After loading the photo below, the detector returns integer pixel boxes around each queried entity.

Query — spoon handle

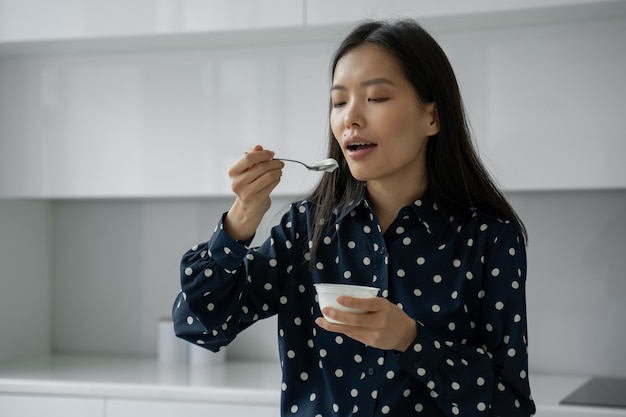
[274,158,312,169]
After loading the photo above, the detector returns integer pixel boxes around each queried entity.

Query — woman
[173,19,536,417]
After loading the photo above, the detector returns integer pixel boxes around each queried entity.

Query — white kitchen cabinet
[0,0,304,42]
[1,0,625,198]
[0,394,104,417]
[107,398,278,417]
[306,0,624,27]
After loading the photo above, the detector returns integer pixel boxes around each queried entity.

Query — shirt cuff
[396,321,447,383]
[207,213,252,271]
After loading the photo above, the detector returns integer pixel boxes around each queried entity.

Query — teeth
[348,142,370,150]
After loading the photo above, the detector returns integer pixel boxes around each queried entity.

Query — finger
[336,296,380,312]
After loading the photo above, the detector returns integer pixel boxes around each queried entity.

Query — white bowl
[314,283,380,324]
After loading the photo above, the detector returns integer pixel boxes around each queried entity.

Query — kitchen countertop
[0,355,281,406]
[1,355,625,415]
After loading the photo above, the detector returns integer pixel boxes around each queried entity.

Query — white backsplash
[1,190,624,377]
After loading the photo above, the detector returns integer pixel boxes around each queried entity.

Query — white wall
[0,200,52,362]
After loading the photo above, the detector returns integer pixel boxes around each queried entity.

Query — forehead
[333,43,405,85]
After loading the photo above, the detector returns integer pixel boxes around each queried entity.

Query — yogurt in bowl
[314,283,380,324]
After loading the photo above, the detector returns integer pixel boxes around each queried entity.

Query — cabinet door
[0,0,303,42]
[106,398,279,417]
[0,394,104,417]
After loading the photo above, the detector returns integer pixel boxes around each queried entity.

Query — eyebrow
[330,77,396,91]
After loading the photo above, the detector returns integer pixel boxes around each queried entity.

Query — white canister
[157,317,189,365]
[189,342,227,367]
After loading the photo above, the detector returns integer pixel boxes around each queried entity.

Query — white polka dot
[207,303,214,311]
[184,267,193,276]
[300,372,308,381]
[264,283,272,290]
[495,301,505,310]
[351,389,358,397]
[335,336,344,344]
[402,237,411,245]
[363,225,371,233]
[451,382,460,390]
[186,316,193,325]
[396,226,405,234]
[335,369,343,377]
[507,348,516,357]
[453,259,461,267]
[287,350,295,358]
[432,304,441,313]
[477,377,485,386]
[433,274,442,283]
[386,371,395,379]
[492,268,500,277]
[363,257,371,265]
[509,247,516,255]
[477,402,487,411]
[354,354,362,363]
[347,241,356,249]
[381,405,391,414]
[514,314,522,323]
[397,269,406,277]
[290,405,298,413]
[417,257,426,265]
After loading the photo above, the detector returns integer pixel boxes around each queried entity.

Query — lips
[344,136,377,159]
[347,142,376,152]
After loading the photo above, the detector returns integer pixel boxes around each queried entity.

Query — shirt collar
[332,188,452,236]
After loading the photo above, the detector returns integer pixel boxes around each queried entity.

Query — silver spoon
[276,157,339,173]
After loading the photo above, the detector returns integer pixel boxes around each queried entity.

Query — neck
[366,175,428,233]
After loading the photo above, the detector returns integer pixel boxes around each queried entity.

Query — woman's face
[330,43,439,188]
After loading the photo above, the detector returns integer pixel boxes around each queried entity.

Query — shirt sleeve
[172,206,307,352]
[395,220,536,417]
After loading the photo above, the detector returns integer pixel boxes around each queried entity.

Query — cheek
[330,113,344,138]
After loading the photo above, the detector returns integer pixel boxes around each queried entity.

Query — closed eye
[368,97,388,103]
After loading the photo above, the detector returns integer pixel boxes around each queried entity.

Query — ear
[425,102,440,136]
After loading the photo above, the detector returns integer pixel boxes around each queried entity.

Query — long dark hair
[305,19,527,262]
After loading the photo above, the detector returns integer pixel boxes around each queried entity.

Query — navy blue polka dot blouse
[173,190,536,416]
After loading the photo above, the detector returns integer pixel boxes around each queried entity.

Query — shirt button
[368,367,374,375]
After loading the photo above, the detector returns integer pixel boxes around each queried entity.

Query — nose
[344,102,364,128]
